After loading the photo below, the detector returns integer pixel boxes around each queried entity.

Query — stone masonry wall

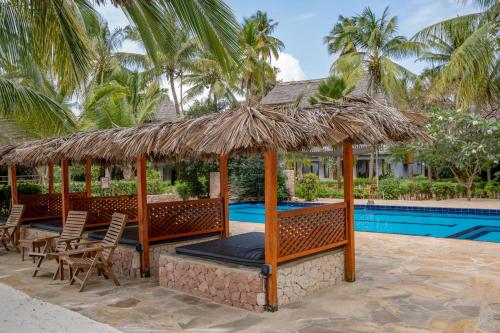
[21,226,59,240]
[159,254,266,312]
[112,235,220,279]
[277,248,345,306]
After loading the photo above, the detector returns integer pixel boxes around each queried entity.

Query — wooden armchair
[0,204,25,251]
[28,211,88,278]
[61,213,127,292]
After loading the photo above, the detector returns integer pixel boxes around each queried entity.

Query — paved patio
[0,221,499,333]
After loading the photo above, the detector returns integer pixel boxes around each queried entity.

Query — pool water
[229,202,500,243]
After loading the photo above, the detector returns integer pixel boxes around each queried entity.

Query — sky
[96,0,477,82]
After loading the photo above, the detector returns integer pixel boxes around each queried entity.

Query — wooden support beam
[48,162,54,194]
[85,157,92,197]
[136,155,150,277]
[343,144,355,282]
[61,159,70,224]
[264,149,278,311]
[8,165,18,205]
[219,154,229,237]
[8,165,20,241]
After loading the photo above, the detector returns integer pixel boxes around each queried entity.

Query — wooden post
[8,165,20,241]
[136,155,150,277]
[48,162,54,194]
[8,165,18,205]
[219,154,229,237]
[61,159,69,224]
[85,157,92,197]
[343,144,355,282]
[264,149,278,311]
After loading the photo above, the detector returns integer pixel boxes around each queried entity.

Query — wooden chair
[0,204,25,251]
[61,213,127,292]
[29,211,88,278]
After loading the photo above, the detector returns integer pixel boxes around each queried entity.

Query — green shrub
[484,181,500,199]
[296,173,320,201]
[0,182,45,217]
[318,186,343,198]
[53,180,170,196]
[377,179,400,199]
[229,156,288,201]
[175,181,191,200]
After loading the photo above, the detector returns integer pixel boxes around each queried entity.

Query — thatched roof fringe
[0,96,430,167]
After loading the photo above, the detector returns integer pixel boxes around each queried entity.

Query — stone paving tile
[0,223,499,333]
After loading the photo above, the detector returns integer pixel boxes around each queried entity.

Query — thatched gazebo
[1,96,428,311]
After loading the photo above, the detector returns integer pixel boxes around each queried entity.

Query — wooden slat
[148,198,223,240]
[277,204,347,261]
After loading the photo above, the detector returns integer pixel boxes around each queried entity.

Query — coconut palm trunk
[168,71,181,115]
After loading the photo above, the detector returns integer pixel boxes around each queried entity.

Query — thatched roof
[0,96,429,167]
[148,97,178,123]
[261,76,386,107]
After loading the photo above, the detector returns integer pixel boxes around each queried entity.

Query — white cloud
[296,13,317,21]
[273,52,307,82]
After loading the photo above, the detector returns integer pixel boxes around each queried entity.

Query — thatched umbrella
[0,96,429,167]
[267,96,430,145]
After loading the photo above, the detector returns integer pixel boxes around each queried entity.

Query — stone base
[20,225,59,240]
[277,248,345,306]
[158,248,345,312]
[159,254,266,312]
[112,235,220,279]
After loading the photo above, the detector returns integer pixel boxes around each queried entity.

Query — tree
[308,76,354,105]
[0,0,96,137]
[100,0,241,73]
[183,54,240,112]
[412,0,499,110]
[324,15,358,56]
[325,7,423,104]
[415,108,499,200]
[239,13,284,103]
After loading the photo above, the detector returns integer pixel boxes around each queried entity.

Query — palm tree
[412,0,499,109]
[0,0,96,137]
[324,15,358,56]
[80,70,165,130]
[247,11,284,64]
[183,55,240,112]
[239,14,284,103]
[124,15,199,116]
[326,7,423,104]
[104,0,241,73]
[1,0,241,137]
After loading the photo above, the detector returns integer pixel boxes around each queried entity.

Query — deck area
[0,221,498,332]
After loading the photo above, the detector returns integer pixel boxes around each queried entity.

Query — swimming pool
[229,202,500,243]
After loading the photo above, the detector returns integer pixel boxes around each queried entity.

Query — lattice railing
[18,192,87,221]
[19,194,62,220]
[148,198,223,241]
[69,195,137,228]
[277,203,347,262]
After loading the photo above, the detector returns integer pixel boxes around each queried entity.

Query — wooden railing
[148,198,223,242]
[18,192,87,221]
[69,195,137,228]
[277,202,347,263]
